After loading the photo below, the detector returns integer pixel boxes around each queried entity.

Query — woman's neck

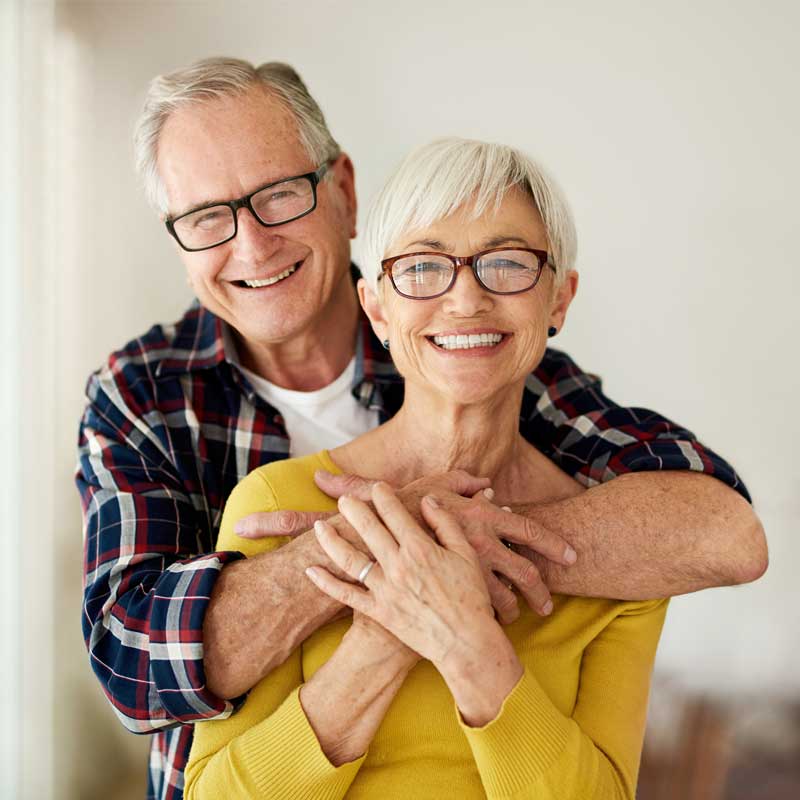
[334,378,539,502]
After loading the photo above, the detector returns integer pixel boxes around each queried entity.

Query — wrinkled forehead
[157,87,308,214]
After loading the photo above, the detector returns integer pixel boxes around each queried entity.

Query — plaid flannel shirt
[78,298,749,800]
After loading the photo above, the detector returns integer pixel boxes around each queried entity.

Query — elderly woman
[184,137,668,799]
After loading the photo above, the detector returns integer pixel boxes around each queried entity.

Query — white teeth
[242,264,297,288]
[432,333,503,350]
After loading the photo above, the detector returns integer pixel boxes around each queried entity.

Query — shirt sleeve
[184,469,365,800]
[78,370,246,734]
[522,348,751,502]
[459,598,669,799]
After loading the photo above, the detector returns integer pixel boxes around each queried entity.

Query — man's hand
[232,469,490,539]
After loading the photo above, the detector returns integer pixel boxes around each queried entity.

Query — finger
[234,510,331,538]
[471,487,495,503]
[438,469,492,498]
[493,508,577,566]
[336,495,400,563]
[370,482,431,547]
[490,545,554,616]
[305,565,374,615]
[420,496,476,561]
[484,571,520,625]
[314,519,383,586]
[314,470,378,501]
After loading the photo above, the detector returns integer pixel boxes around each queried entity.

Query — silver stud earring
[382,339,390,350]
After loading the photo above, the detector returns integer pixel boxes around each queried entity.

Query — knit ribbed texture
[459,668,571,797]
[238,687,365,799]
[185,451,668,799]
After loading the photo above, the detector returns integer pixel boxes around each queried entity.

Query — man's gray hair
[360,137,577,291]
[134,57,341,214]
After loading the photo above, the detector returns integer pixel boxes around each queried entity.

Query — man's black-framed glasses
[381,247,555,299]
[165,162,332,252]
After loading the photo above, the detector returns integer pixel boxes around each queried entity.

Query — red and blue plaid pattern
[78,296,749,800]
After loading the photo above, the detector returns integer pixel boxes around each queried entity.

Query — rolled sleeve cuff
[601,439,752,503]
[149,550,247,722]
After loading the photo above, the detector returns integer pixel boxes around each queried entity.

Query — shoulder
[83,304,215,410]
[551,595,669,642]
[216,452,340,555]
[243,451,340,515]
[528,347,603,399]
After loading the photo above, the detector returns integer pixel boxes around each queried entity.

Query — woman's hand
[305,483,523,724]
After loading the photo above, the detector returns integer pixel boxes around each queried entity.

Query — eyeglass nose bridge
[444,255,490,293]
[227,195,269,234]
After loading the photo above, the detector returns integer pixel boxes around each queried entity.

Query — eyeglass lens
[172,175,317,250]
[390,250,543,298]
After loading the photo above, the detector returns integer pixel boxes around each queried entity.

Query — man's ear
[333,154,358,239]
[549,270,579,334]
[357,278,389,342]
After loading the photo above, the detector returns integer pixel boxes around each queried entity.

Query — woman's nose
[441,265,493,315]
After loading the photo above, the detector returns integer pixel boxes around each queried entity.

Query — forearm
[299,626,417,766]
[517,471,767,599]
[204,529,346,699]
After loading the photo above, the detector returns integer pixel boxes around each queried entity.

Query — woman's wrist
[345,616,420,672]
[300,618,415,766]
[435,622,523,728]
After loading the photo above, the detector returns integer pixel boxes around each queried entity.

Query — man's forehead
[157,87,309,213]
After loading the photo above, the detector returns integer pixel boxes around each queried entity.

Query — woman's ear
[357,278,389,342]
[549,270,579,334]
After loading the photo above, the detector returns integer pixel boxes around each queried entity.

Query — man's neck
[234,279,360,392]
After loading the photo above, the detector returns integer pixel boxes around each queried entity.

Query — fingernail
[501,506,512,512]
[483,487,495,500]
[564,547,577,565]
[424,495,439,509]
[234,520,246,534]
[542,600,554,615]
[314,520,326,536]
[305,567,319,580]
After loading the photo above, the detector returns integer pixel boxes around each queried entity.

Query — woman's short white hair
[134,57,341,214]
[360,137,577,291]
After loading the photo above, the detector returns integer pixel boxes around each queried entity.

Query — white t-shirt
[225,324,380,457]
[241,358,380,457]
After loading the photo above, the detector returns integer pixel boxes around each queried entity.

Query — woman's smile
[426,329,512,356]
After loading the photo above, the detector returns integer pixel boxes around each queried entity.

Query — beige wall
[10,0,798,797]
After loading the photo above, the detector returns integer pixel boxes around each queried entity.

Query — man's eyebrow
[170,197,224,219]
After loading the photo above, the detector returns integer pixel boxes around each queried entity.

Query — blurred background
[1,0,798,798]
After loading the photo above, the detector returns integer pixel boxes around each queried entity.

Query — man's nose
[441,265,493,315]
[230,207,282,262]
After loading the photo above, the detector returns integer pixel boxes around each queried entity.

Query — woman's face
[361,187,578,407]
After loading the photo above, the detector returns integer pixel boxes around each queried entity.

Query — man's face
[157,86,357,348]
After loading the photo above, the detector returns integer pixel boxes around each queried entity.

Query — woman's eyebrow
[480,235,532,249]
[402,238,450,251]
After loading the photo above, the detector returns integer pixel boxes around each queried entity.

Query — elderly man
[78,57,766,800]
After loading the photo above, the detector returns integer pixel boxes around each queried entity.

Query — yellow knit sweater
[185,451,667,800]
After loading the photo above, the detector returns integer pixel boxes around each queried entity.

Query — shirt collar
[155,267,403,412]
